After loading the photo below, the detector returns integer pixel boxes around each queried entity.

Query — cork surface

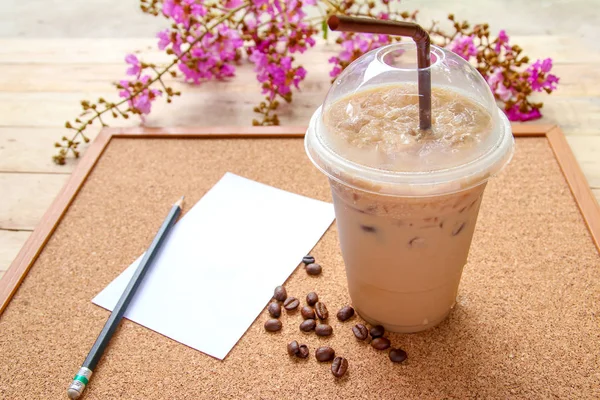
[1,137,599,399]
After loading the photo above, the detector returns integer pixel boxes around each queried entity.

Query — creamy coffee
[323,84,492,332]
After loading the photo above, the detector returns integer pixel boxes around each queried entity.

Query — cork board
[1,126,599,399]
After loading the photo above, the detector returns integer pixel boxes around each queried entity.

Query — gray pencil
[67,196,184,399]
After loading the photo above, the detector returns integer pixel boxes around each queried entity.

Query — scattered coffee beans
[297,344,310,358]
[300,319,316,332]
[331,357,348,378]
[315,323,333,337]
[267,302,281,318]
[283,297,300,311]
[370,325,385,339]
[301,306,315,320]
[315,346,336,362]
[264,319,282,332]
[306,263,322,276]
[273,286,287,302]
[371,337,391,350]
[352,324,369,340]
[315,302,329,321]
[306,292,319,306]
[336,306,355,322]
[287,341,310,359]
[287,340,299,356]
[302,255,315,265]
[389,348,408,363]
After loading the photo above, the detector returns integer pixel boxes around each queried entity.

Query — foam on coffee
[323,84,493,173]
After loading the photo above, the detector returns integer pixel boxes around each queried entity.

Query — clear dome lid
[305,41,514,196]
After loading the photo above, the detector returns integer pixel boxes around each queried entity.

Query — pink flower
[162,0,206,27]
[125,54,141,76]
[225,0,244,8]
[162,0,184,23]
[506,105,541,122]
[527,58,559,92]
[293,66,307,88]
[494,30,510,52]
[486,68,504,87]
[329,65,342,78]
[486,68,514,101]
[176,24,243,83]
[157,30,170,50]
[448,34,478,60]
[249,51,268,69]
[328,33,390,78]
[245,16,258,30]
[496,82,513,102]
[118,75,162,115]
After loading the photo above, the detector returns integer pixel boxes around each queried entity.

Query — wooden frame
[1,125,598,315]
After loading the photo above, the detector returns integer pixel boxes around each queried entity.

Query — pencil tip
[175,196,184,208]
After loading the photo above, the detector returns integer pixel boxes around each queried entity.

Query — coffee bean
[315,323,333,337]
[336,306,355,322]
[297,344,310,358]
[267,302,281,318]
[389,348,408,363]
[331,357,348,378]
[264,319,282,332]
[315,302,329,321]
[302,255,315,265]
[306,292,319,306]
[300,319,316,332]
[301,306,315,320]
[306,263,322,276]
[287,340,299,356]
[315,346,335,362]
[370,325,385,339]
[352,324,368,340]
[283,297,299,311]
[371,337,391,350]
[273,286,287,302]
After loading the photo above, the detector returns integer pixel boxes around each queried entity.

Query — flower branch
[56,0,559,164]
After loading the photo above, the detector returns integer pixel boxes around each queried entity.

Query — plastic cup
[305,42,514,333]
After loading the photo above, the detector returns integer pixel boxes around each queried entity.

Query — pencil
[67,196,184,399]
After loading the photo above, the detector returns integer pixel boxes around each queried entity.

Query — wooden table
[1,37,599,278]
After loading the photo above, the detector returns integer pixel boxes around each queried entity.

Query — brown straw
[328,15,432,131]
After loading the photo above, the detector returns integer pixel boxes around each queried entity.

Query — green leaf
[322,20,328,40]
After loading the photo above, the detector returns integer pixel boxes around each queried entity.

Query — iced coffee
[305,42,514,332]
[325,85,491,332]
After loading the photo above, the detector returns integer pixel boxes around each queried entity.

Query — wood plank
[537,97,600,136]
[594,189,600,205]
[0,36,595,65]
[547,127,600,251]
[0,89,326,128]
[0,173,69,230]
[0,128,97,173]
[511,124,554,136]
[0,39,172,65]
[0,231,31,272]
[0,130,113,314]
[2,90,599,136]
[0,60,596,97]
[566,136,600,188]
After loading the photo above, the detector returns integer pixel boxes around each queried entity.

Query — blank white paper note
[92,172,335,359]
